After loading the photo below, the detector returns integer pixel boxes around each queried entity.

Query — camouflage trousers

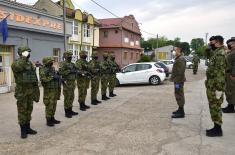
[225,74,235,105]
[43,89,58,119]
[77,77,90,103]
[101,74,109,95]
[174,83,185,108]
[205,80,223,125]
[193,63,199,74]
[91,76,100,101]
[108,74,116,93]
[63,80,76,109]
[16,95,34,125]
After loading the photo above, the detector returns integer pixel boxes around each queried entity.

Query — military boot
[26,123,37,135]
[171,107,185,118]
[65,108,72,118]
[79,102,86,111]
[91,100,98,105]
[84,103,90,109]
[102,95,110,101]
[20,124,27,139]
[172,107,180,115]
[109,91,117,97]
[70,108,78,116]
[95,99,102,104]
[46,118,54,127]
[52,117,61,124]
[206,123,223,137]
[222,104,235,113]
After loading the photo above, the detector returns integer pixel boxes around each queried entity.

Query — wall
[34,0,63,17]
[99,28,122,47]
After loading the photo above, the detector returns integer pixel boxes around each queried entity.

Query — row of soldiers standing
[11,47,120,139]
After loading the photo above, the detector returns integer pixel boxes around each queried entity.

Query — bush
[138,55,151,62]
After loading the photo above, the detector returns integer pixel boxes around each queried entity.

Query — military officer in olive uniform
[40,57,61,127]
[59,52,79,118]
[108,54,119,97]
[11,47,39,139]
[170,45,186,119]
[100,53,111,100]
[89,51,102,105]
[76,51,91,111]
[222,38,235,113]
[192,54,200,74]
[205,35,226,137]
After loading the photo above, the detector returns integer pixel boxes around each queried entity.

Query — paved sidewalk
[0,65,234,155]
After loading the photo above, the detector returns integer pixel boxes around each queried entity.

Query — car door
[135,64,152,83]
[121,64,137,84]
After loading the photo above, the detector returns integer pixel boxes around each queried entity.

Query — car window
[123,65,136,72]
[136,64,152,71]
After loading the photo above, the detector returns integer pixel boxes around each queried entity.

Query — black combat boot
[171,107,185,118]
[84,103,90,109]
[65,108,72,118]
[52,117,61,124]
[46,118,54,127]
[70,108,78,116]
[222,104,235,113]
[26,123,37,135]
[95,99,102,104]
[172,107,180,115]
[102,95,110,101]
[20,124,27,139]
[109,91,117,97]
[91,100,98,105]
[79,102,86,111]
[206,123,223,137]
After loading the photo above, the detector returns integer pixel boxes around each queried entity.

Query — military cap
[209,36,216,41]
[79,50,87,56]
[42,57,54,65]
[92,51,98,57]
[63,51,73,58]
[226,38,235,44]
[18,46,31,55]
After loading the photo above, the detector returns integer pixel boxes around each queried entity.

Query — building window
[124,52,128,60]
[68,44,79,61]
[115,30,118,34]
[53,48,61,62]
[72,20,79,35]
[131,52,133,60]
[83,24,90,37]
[104,31,108,38]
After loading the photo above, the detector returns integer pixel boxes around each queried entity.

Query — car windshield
[156,62,165,68]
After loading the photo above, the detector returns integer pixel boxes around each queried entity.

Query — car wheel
[116,78,120,86]
[149,76,161,85]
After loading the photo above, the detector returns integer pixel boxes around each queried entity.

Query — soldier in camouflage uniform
[192,54,200,74]
[205,36,217,65]
[76,51,91,111]
[222,38,235,113]
[100,53,111,101]
[11,47,39,139]
[170,46,186,119]
[89,51,102,105]
[59,52,79,118]
[108,54,119,97]
[40,57,61,127]
[205,35,226,137]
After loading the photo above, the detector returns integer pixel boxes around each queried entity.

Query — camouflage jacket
[89,59,101,76]
[205,48,215,60]
[39,66,60,89]
[206,47,226,91]
[76,59,91,79]
[109,60,120,74]
[192,55,200,64]
[226,48,235,77]
[59,61,77,81]
[171,55,186,83]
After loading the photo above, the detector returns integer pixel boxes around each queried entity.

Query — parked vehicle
[155,62,170,77]
[184,57,193,69]
[116,62,166,85]
[159,60,174,73]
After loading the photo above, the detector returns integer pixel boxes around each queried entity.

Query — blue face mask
[175,84,181,89]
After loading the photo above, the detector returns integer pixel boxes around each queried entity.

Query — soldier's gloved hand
[215,91,223,99]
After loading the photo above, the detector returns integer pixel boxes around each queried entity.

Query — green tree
[180,42,190,56]
[190,38,205,56]
[138,55,151,62]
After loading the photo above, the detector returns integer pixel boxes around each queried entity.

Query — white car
[160,60,174,73]
[116,62,166,85]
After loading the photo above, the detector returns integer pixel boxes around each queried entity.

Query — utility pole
[205,33,209,45]
[63,0,67,51]
[156,34,159,49]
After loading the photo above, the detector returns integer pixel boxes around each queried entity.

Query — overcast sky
[17,0,235,43]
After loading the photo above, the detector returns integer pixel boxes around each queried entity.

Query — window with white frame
[68,44,79,62]
[72,21,79,36]
[83,24,91,37]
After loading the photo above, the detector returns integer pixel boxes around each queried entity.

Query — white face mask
[22,51,30,57]
[172,51,176,56]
